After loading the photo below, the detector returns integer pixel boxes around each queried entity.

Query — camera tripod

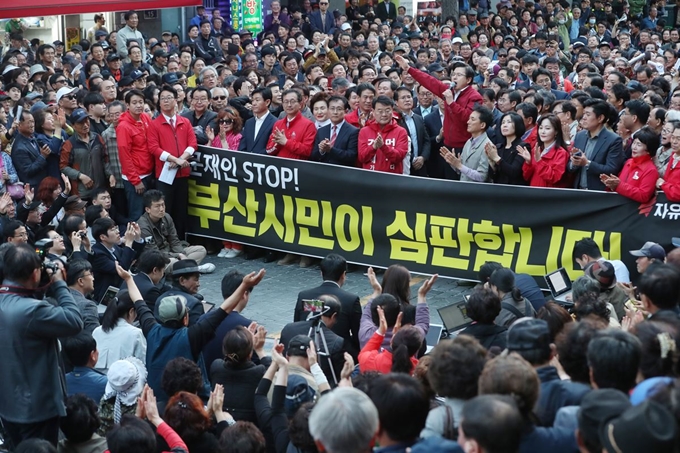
[307,312,339,386]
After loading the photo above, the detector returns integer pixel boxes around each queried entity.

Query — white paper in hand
[159,161,179,184]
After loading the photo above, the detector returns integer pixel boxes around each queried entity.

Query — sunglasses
[63,95,76,100]
[213,96,227,100]
[220,119,234,125]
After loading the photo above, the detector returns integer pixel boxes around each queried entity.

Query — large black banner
[187,146,678,284]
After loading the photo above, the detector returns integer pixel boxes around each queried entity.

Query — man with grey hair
[331,77,350,97]
[211,86,229,112]
[309,387,379,453]
[199,66,219,90]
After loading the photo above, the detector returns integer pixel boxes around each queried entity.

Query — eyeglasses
[220,119,234,125]
[55,79,67,84]
[79,272,93,279]
[213,96,228,100]
[159,96,175,102]
[13,231,28,238]
[283,99,299,105]
[63,95,76,100]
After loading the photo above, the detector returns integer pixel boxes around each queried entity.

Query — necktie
[169,117,175,129]
[322,14,326,30]
[330,125,337,146]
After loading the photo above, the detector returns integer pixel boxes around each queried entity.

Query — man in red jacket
[116,89,154,222]
[358,95,409,174]
[266,88,317,266]
[345,83,376,128]
[395,54,482,179]
[148,85,198,239]
[266,89,316,160]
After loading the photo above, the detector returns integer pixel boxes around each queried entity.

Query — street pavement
[196,253,475,345]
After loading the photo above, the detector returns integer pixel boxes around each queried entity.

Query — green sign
[242,0,262,35]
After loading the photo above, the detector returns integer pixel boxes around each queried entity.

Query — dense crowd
[2,0,680,452]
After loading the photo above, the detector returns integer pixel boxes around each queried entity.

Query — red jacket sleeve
[407,67,449,98]
[147,121,163,160]
[157,421,188,453]
[522,160,535,182]
[266,122,282,155]
[358,331,384,372]
[535,148,568,185]
[358,128,378,164]
[116,124,142,186]
[616,164,658,203]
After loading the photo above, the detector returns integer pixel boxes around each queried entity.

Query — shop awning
[0,0,201,20]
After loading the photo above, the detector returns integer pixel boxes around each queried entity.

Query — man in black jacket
[119,249,170,311]
[283,294,347,387]
[295,253,362,358]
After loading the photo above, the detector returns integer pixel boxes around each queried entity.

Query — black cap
[427,63,446,73]
[287,335,313,357]
[153,49,169,59]
[577,389,631,446]
[507,318,551,352]
[106,53,121,62]
[600,400,677,453]
[171,259,201,276]
[119,76,134,87]
[129,69,145,81]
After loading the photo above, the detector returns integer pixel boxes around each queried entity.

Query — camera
[34,238,60,276]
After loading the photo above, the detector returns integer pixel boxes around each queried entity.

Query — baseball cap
[129,69,145,81]
[30,101,47,114]
[53,40,64,46]
[162,30,172,37]
[287,335,313,357]
[56,86,78,103]
[452,37,463,44]
[627,80,646,93]
[106,53,121,62]
[629,241,666,260]
[577,389,631,447]
[119,76,134,87]
[467,8,478,15]
[600,400,677,453]
[239,28,253,36]
[480,12,490,18]
[2,65,19,75]
[95,30,108,38]
[285,374,317,417]
[153,49,169,59]
[70,108,89,124]
[428,63,446,73]
[598,41,612,48]
[156,295,189,324]
[25,92,43,101]
[504,35,517,42]
[341,23,352,31]
[162,72,179,85]
[171,259,201,277]
[584,260,617,289]
[409,31,423,40]
[394,43,409,53]
[507,318,551,352]
[100,41,109,50]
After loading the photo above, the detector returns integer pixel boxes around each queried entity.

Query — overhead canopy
[0,0,201,20]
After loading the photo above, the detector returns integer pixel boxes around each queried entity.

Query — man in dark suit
[119,249,171,311]
[568,98,624,191]
[282,294,347,387]
[532,68,570,100]
[89,217,145,302]
[376,0,397,22]
[395,87,431,177]
[11,110,51,189]
[202,269,258,368]
[295,253,361,358]
[309,1,336,35]
[424,104,447,179]
[239,87,277,154]
[311,96,359,166]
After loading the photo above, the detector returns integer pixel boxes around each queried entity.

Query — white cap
[341,23,352,31]
[2,65,19,75]
[56,86,78,103]
[452,37,463,44]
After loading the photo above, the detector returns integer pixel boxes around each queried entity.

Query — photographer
[0,243,84,449]
[279,294,347,387]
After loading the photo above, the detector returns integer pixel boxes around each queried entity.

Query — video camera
[302,299,330,323]
[34,238,60,284]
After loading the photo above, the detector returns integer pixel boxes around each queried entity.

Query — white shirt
[159,114,195,161]
[253,111,271,141]
[92,318,147,373]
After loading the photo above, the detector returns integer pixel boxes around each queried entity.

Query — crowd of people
[2,0,680,451]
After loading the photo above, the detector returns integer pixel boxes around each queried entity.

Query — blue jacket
[11,133,49,189]
[66,366,108,403]
[535,366,591,426]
